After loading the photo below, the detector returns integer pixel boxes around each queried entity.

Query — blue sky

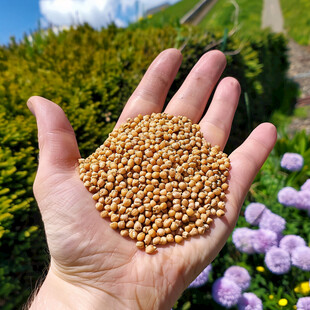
[0,0,180,46]
[0,1,41,45]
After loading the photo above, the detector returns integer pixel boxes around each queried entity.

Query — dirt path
[287,40,310,99]
[261,0,284,33]
[287,40,310,135]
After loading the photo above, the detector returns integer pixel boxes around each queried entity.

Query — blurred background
[0,0,309,309]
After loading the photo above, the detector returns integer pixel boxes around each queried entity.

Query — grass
[280,0,310,45]
[130,0,202,28]
[198,0,263,38]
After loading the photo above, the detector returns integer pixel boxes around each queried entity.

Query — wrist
[28,261,175,310]
[28,268,98,310]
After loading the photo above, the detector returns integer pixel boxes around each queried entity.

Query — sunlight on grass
[280,0,310,45]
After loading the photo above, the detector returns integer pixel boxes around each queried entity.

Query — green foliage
[0,112,47,309]
[198,0,263,38]
[280,0,310,45]
[0,24,297,308]
[224,31,298,151]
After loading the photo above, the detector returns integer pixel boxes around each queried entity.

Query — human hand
[27,49,276,310]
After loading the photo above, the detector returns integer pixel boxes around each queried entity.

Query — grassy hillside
[130,0,201,28]
[199,0,263,38]
[280,0,310,45]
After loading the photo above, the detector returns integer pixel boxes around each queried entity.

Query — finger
[165,50,226,123]
[27,96,80,173]
[228,122,277,208]
[115,48,182,128]
[199,77,241,149]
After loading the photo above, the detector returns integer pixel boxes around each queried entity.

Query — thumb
[28,96,80,178]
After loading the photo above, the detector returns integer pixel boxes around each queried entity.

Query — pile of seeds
[79,113,230,254]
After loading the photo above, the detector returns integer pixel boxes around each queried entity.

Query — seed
[157,228,165,236]
[145,245,157,254]
[137,232,145,241]
[216,209,225,217]
[111,214,119,222]
[110,222,118,229]
[148,229,156,238]
[152,236,161,245]
[175,235,183,243]
[120,229,129,237]
[129,230,138,239]
[95,202,103,211]
[165,234,173,243]
[136,241,145,249]
[100,210,109,218]
[190,228,198,236]
[160,237,167,245]
[186,208,194,216]
[134,221,142,232]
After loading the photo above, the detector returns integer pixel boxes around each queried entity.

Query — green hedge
[0,24,297,309]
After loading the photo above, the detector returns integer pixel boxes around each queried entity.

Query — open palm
[28,49,276,310]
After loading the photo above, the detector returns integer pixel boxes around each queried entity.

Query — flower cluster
[280,152,304,171]
[278,178,310,215]
[212,266,262,309]
[233,201,310,274]
[234,203,285,255]
[244,203,286,235]
[297,297,310,310]
[264,246,291,275]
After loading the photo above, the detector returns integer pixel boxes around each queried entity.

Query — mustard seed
[145,245,157,254]
[79,113,230,253]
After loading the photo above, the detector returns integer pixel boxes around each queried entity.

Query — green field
[131,0,202,27]
[199,0,263,37]
[280,0,310,45]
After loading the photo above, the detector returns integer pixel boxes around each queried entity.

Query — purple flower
[238,292,263,310]
[244,203,267,225]
[278,187,298,206]
[224,266,251,290]
[252,229,278,254]
[295,191,310,210]
[301,179,310,192]
[292,246,310,271]
[188,265,212,288]
[258,211,286,234]
[212,277,242,308]
[297,297,310,310]
[264,247,291,275]
[276,232,284,243]
[279,235,306,254]
[232,228,256,254]
[280,152,304,171]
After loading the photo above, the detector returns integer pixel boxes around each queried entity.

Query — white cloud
[39,0,180,28]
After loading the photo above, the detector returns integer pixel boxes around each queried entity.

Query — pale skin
[27,49,277,310]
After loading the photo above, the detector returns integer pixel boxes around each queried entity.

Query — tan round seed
[145,245,157,254]
[175,235,183,244]
[136,241,145,249]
